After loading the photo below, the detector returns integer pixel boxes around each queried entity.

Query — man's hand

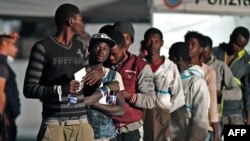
[83,67,104,86]
[122,91,132,100]
[69,80,80,94]
[105,81,120,92]
[211,122,220,141]
[61,80,80,95]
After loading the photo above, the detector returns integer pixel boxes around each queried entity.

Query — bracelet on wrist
[57,85,62,102]
[99,87,108,97]
[104,85,111,93]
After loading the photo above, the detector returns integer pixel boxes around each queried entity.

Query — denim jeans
[87,108,116,139]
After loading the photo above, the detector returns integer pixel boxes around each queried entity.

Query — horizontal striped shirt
[23,37,89,118]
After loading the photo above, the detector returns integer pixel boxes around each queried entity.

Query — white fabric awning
[152,0,250,16]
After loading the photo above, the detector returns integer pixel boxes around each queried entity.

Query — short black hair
[55,3,80,28]
[204,35,213,48]
[144,28,163,40]
[169,42,190,63]
[99,25,114,34]
[106,30,125,48]
[230,26,250,41]
[184,31,205,48]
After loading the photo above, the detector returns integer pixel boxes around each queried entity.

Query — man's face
[123,34,133,50]
[145,34,163,55]
[109,45,126,65]
[231,34,249,54]
[71,13,84,35]
[90,42,110,64]
[201,46,212,63]
[187,37,201,59]
[3,39,18,58]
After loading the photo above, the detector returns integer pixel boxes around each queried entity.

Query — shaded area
[83,0,150,23]
[0,0,150,23]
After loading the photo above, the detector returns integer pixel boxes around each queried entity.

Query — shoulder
[188,75,207,92]
[207,66,216,76]
[164,58,178,69]
[130,53,148,70]
[32,37,51,52]
[244,51,250,61]
[72,37,84,45]
[36,37,52,46]
[214,59,226,69]
[132,54,147,65]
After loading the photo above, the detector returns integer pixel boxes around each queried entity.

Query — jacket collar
[181,65,205,79]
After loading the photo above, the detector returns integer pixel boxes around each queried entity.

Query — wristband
[57,85,62,102]
[99,87,108,97]
[104,85,111,93]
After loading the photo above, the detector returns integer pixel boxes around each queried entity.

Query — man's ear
[161,40,164,47]
[67,18,74,26]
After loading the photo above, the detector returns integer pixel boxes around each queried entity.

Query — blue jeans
[87,108,116,139]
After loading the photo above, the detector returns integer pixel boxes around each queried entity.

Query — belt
[43,115,88,126]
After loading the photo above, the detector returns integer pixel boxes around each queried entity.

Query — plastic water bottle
[108,92,117,105]
[68,93,77,107]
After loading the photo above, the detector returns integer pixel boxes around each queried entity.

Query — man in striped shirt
[23,3,119,141]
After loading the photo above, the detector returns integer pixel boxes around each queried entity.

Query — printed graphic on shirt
[76,48,83,58]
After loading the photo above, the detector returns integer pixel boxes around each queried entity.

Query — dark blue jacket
[0,55,20,119]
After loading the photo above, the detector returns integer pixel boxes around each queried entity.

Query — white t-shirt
[98,67,124,104]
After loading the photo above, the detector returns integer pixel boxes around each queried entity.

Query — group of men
[1,2,250,141]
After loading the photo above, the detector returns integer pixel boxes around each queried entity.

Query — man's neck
[55,28,74,46]
[181,63,190,72]
[89,58,103,68]
[191,57,202,66]
[90,63,103,69]
[147,54,163,65]
[120,52,129,65]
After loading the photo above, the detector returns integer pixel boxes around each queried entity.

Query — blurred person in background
[0,32,20,141]
[213,27,250,125]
